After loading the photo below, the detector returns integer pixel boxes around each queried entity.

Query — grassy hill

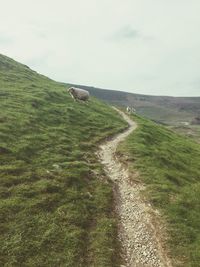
[2,53,200,267]
[118,114,200,267]
[68,84,200,126]
[0,54,128,267]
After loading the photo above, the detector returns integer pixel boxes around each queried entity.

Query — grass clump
[118,114,200,266]
[0,54,127,266]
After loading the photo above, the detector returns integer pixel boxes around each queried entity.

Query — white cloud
[0,0,200,96]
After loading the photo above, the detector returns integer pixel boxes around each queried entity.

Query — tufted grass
[0,54,127,267]
[118,114,200,267]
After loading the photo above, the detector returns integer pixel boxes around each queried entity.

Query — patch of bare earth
[97,108,172,267]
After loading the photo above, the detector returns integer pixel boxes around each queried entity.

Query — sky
[0,0,200,96]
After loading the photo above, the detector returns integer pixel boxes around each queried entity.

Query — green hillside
[2,53,200,267]
[0,54,127,267]
[119,114,200,267]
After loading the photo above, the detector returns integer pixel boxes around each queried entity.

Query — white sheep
[126,106,131,113]
[68,87,90,102]
[126,106,136,114]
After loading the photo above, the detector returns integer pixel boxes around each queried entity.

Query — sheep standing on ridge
[126,106,136,114]
[131,107,136,113]
[68,87,90,102]
[126,106,131,113]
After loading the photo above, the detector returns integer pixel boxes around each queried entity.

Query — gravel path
[98,108,172,267]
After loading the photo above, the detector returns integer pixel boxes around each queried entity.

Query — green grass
[118,114,200,266]
[0,54,127,267]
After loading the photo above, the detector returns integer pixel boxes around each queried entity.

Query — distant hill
[67,84,200,125]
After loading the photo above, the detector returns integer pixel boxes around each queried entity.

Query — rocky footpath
[98,108,172,267]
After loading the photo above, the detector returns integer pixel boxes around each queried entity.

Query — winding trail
[98,108,172,267]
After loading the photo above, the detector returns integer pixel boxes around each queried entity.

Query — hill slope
[118,114,200,267]
[0,54,127,266]
[68,84,200,126]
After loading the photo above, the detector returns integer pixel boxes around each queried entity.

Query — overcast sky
[0,0,200,96]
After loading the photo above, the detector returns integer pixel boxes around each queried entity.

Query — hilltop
[67,83,200,126]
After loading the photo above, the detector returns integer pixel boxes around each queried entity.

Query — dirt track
[98,108,172,267]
